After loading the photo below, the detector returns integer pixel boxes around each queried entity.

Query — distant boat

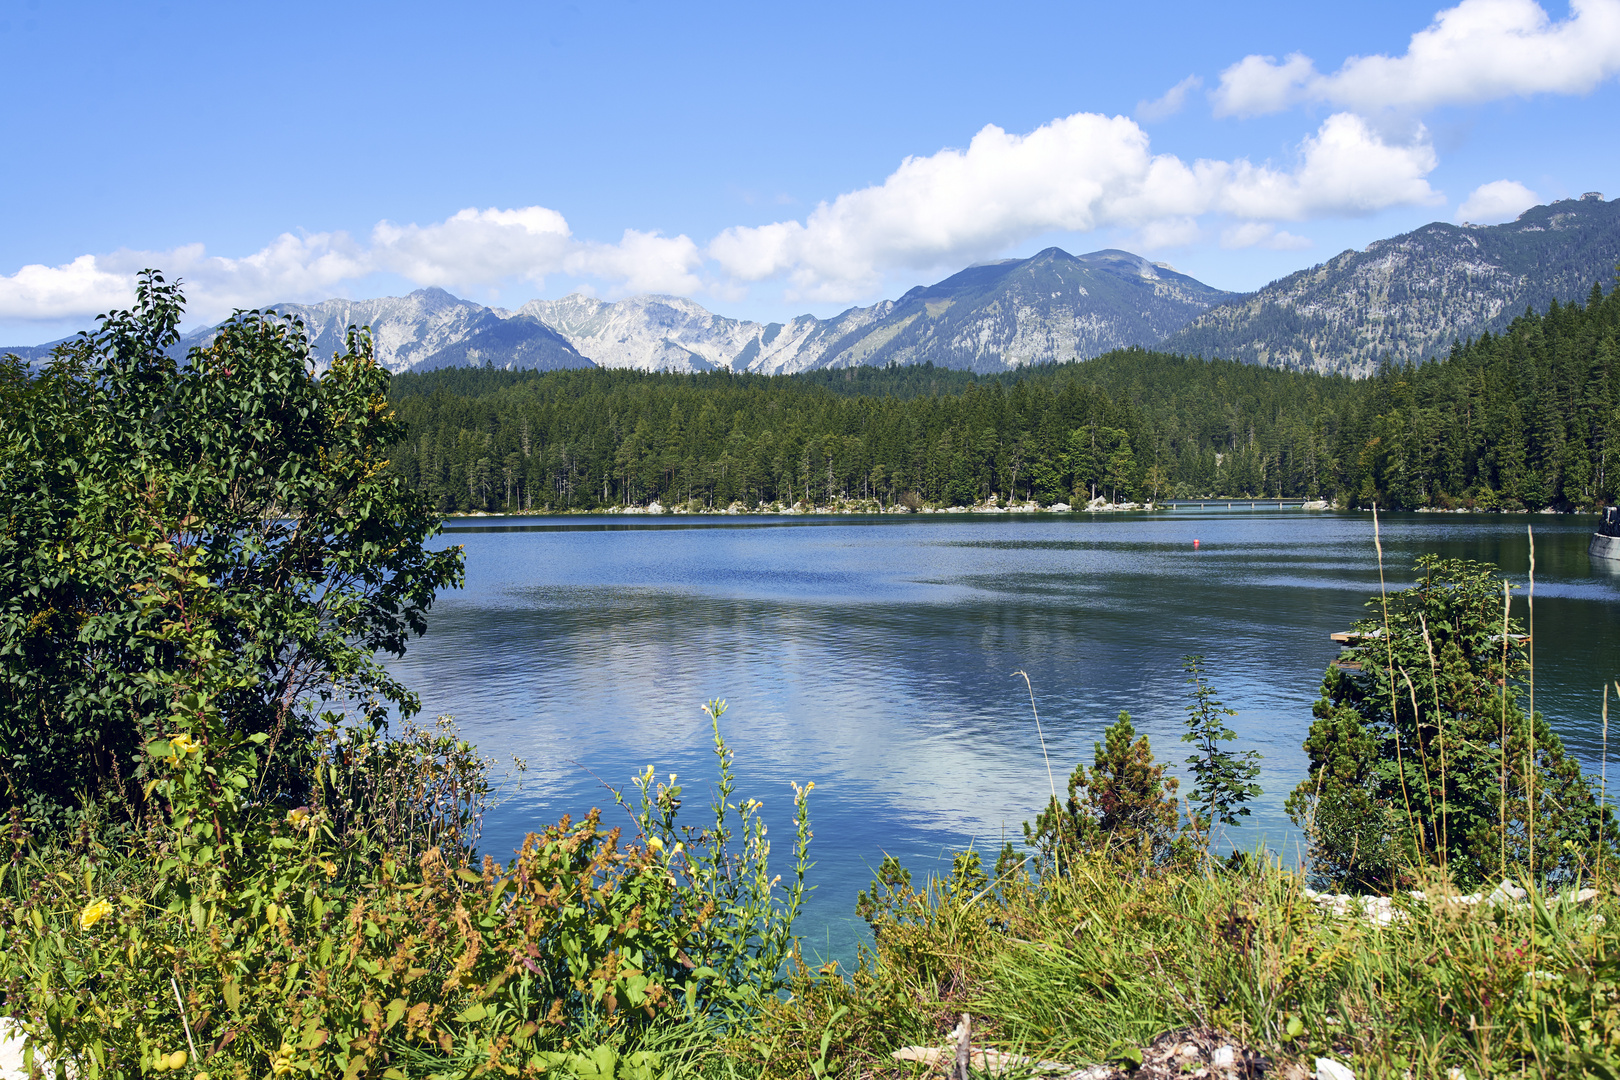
[1593,506,1620,562]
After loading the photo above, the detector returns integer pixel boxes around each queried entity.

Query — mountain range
[1164,193,1620,376]
[6,195,1616,379]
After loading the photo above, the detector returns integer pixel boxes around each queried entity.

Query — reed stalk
[1420,615,1448,869]
[1372,505,1422,852]
[1501,580,1510,883]
[1603,682,1610,889]
[1400,667,1441,871]
[1527,525,1536,889]
[1013,670,1059,808]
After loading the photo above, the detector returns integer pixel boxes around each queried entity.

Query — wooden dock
[1328,628,1528,672]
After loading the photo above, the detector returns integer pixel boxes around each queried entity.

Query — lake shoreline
[442,499,1599,519]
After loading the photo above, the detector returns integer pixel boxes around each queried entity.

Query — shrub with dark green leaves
[0,279,814,1079]
[0,271,462,832]
[0,560,809,1078]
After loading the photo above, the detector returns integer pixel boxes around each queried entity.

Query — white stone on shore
[1316,1058,1355,1080]
[0,1018,30,1080]
[1303,879,1600,927]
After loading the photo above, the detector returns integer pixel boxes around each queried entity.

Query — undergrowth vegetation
[1,695,809,1079]
[0,277,812,1079]
[752,850,1620,1079]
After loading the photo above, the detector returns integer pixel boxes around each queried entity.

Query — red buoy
[1193,539,1200,548]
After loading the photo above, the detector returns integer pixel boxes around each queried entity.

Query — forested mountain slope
[1163,194,1620,376]
[383,277,1619,513]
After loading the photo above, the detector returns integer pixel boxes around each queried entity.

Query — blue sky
[2,0,1618,341]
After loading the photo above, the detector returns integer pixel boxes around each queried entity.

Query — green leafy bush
[0,271,462,832]
[1180,654,1262,852]
[0,279,814,1079]
[0,622,810,1078]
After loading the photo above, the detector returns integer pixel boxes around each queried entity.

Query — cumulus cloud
[563,229,704,295]
[371,206,571,286]
[1216,113,1441,219]
[0,255,136,321]
[0,97,1459,321]
[0,207,698,324]
[1211,53,1319,119]
[1133,218,1203,251]
[1212,0,1620,117]
[709,110,1438,299]
[1136,75,1204,122]
[1221,222,1313,250]
[1457,178,1541,222]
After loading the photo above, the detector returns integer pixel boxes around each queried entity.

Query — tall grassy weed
[743,850,1620,1079]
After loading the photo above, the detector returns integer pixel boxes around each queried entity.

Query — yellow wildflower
[286,806,311,825]
[646,836,665,853]
[79,898,113,930]
[168,732,199,757]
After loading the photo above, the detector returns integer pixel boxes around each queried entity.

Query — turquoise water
[384,510,1620,961]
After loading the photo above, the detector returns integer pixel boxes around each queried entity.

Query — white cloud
[1133,218,1203,250]
[1213,0,1620,116]
[0,255,135,321]
[1136,75,1203,122]
[1212,54,1320,119]
[1216,113,1441,219]
[1457,178,1541,222]
[709,110,1438,300]
[142,233,373,317]
[1221,222,1314,250]
[564,229,704,295]
[0,207,698,324]
[371,206,571,286]
[0,104,1452,322]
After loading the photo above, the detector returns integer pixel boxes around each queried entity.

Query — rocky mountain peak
[1163,195,1620,375]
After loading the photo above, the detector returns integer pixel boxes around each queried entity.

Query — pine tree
[1024,712,1184,872]
[1180,655,1263,853]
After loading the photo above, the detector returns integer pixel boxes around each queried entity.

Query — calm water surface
[385,510,1620,961]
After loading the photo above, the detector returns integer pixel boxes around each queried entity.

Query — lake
[384,510,1620,962]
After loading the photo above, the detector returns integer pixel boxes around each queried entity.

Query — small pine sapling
[1181,654,1263,856]
[1025,711,1184,872]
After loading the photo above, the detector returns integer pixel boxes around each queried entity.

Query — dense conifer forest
[384,278,1620,512]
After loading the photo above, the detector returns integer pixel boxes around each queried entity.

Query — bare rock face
[522,248,1234,375]
[173,287,592,375]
